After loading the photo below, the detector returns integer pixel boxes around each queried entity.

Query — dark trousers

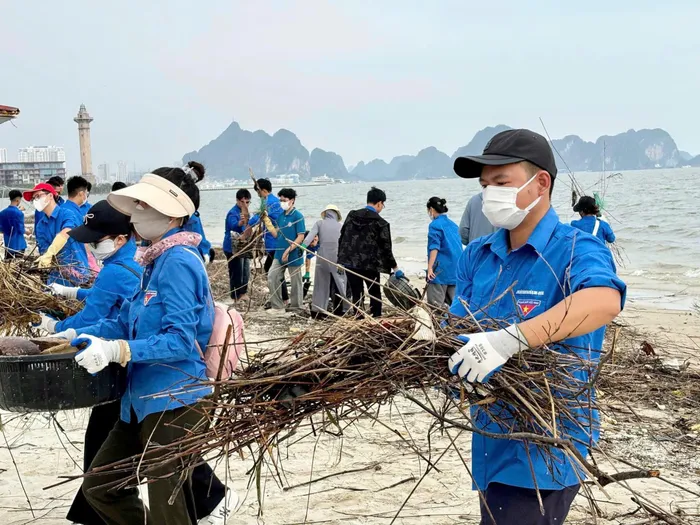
[264,251,288,302]
[224,251,250,299]
[479,482,580,525]
[81,404,213,525]
[67,402,225,524]
[346,268,382,317]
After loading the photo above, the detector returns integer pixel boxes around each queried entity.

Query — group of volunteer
[0,128,625,525]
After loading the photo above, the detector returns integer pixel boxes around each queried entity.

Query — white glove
[51,328,77,340]
[49,282,79,300]
[203,253,211,265]
[73,335,122,374]
[447,325,528,383]
[34,313,58,334]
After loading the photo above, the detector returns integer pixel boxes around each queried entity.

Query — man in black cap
[447,129,626,524]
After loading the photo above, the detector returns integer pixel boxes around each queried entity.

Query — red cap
[23,183,58,202]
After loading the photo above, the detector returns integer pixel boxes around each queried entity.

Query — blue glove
[394,270,405,279]
[447,325,528,383]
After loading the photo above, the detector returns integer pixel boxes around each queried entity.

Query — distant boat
[312,174,334,184]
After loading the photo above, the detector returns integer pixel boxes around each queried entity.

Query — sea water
[116,167,700,311]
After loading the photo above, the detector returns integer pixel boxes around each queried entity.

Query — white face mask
[280,201,290,211]
[88,238,118,261]
[482,175,542,230]
[131,204,173,241]
[33,195,50,212]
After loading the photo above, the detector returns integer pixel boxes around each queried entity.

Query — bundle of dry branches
[0,260,81,336]
[83,308,630,487]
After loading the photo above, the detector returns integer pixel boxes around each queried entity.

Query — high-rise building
[97,163,110,182]
[18,146,65,163]
[0,148,7,163]
[117,161,128,182]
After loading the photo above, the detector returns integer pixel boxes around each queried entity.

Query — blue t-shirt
[571,215,616,243]
[0,205,27,252]
[274,208,306,267]
[449,207,626,491]
[79,201,92,217]
[427,214,463,285]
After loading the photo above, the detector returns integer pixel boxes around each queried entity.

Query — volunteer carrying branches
[62,163,218,525]
[448,129,626,525]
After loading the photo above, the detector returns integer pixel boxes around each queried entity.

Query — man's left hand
[447,325,528,383]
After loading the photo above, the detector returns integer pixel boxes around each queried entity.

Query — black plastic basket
[0,352,126,412]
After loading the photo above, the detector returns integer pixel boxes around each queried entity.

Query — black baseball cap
[68,200,132,244]
[454,128,558,180]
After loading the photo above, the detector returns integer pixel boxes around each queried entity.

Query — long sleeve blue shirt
[248,194,283,252]
[184,212,212,260]
[571,215,616,243]
[0,205,27,252]
[35,203,90,285]
[55,239,141,333]
[449,207,626,491]
[81,228,213,423]
[223,204,246,253]
[427,214,463,285]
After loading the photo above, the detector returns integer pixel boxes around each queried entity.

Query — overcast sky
[2,0,698,173]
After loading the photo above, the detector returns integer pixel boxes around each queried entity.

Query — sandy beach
[1,298,698,525]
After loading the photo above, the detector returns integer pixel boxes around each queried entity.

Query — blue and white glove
[72,335,122,374]
[394,269,405,279]
[48,282,79,300]
[51,328,77,341]
[447,325,528,383]
[31,313,58,334]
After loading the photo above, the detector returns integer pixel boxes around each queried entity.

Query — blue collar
[63,200,81,213]
[486,207,559,260]
[365,205,378,212]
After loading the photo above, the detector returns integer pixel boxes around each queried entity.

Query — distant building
[18,146,66,163]
[97,163,110,182]
[0,161,66,187]
[0,148,6,163]
[117,161,128,181]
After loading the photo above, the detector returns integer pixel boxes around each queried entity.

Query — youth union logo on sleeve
[517,298,541,317]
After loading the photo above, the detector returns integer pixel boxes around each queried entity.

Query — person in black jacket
[337,187,403,317]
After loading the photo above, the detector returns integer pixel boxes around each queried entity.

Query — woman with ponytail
[181,161,214,263]
[426,196,463,308]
